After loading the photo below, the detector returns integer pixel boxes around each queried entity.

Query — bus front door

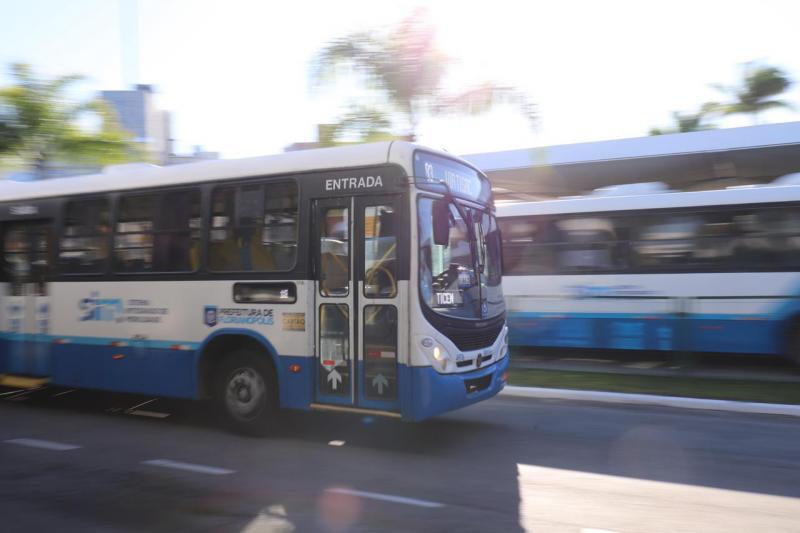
[314,198,355,407]
[313,197,401,413]
[2,221,52,377]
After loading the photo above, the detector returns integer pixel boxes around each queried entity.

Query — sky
[2,0,800,159]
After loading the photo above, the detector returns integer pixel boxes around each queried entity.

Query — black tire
[214,350,279,436]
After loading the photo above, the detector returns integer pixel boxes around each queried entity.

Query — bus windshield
[418,197,504,320]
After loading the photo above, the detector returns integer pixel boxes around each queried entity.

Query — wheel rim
[225,366,266,421]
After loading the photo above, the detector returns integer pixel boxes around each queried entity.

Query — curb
[499,386,800,417]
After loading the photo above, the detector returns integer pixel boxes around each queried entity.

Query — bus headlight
[433,346,443,361]
[432,346,451,371]
[420,338,451,371]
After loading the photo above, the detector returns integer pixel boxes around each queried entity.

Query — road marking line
[325,487,444,508]
[328,440,346,446]
[51,389,77,397]
[0,389,24,397]
[129,409,170,418]
[1,388,41,400]
[4,438,81,451]
[126,398,158,412]
[142,459,235,475]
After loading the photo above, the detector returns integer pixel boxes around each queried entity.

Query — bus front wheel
[215,350,279,436]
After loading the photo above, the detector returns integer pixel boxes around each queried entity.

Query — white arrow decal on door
[372,374,388,395]
[327,368,342,391]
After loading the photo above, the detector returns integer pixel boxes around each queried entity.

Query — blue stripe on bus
[507,311,783,354]
[0,332,509,420]
[0,332,202,350]
[400,355,509,421]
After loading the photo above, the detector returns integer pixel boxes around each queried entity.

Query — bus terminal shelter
[463,121,800,202]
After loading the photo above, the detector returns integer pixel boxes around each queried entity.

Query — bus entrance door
[2,221,52,378]
[313,197,401,414]
[314,198,356,407]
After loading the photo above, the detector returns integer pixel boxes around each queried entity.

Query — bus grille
[464,374,492,394]
[439,318,504,352]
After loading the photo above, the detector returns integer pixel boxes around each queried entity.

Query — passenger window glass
[363,305,397,400]
[60,198,110,274]
[555,217,626,272]
[503,206,800,275]
[319,304,350,396]
[4,227,32,294]
[499,217,557,275]
[633,214,702,268]
[4,223,51,295]
[364,205,397,298]
[115,195,155,272]
[320,206,350,296]
[208,181,298,271]
[734,207,800,267]
[114,190,200,272]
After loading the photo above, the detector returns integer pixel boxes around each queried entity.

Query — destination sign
[414,152,490,202]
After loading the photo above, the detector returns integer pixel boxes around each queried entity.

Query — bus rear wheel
[215,350,278,436]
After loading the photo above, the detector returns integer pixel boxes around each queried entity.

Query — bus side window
[208,182,298,272]
[498,216,557,275]
[152,190,201,272]
[555,216,627,272]
[115,194,155,272]
[115,190,200,273]
[59,197,110,274]
[209,187,238,271]
[734,206,800,268]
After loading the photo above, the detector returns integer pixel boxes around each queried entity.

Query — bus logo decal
[79,292,124,322]
[204,306,218,327]
[204,306,274,326]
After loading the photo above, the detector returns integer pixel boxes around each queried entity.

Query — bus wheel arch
[197,332,280,402]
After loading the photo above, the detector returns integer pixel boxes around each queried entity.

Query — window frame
[500,202,800,276]
[112,186,203,275]
[207,179,299,274]
[57,195,112,276]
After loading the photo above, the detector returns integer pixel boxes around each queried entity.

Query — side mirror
[432,200,450,246]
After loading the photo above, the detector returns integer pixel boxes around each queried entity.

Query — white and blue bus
[0,142,508,434]
[498,178,800,365]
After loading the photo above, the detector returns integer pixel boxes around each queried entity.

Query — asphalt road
[1,386,799,532]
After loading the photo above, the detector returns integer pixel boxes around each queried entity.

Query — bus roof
[497,181,800,217]
[465,121,800,201]
[0,141,471,202]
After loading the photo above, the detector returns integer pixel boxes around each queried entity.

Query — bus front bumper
[401,355,509,421]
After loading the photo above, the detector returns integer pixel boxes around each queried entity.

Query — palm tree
[311,9,536,144]
[0,63,137,177]
[712,62,793,124]
[649,103,718,135]
[318,105,399,146]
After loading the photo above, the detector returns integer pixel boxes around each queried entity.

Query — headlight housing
[420,337,452,372]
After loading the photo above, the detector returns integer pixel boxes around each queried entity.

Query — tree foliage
[712,62,793,124]
[649,103,718,136]
[0,63,137,176]
[311,9,535,144]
